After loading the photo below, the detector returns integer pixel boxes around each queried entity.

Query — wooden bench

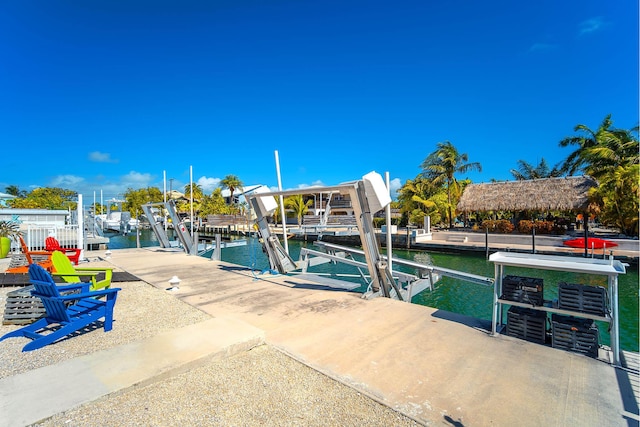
[447,235,469,243]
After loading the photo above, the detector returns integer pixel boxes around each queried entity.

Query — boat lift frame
[297,241,494,300]
[141,200,196,255]
[247,172,402,300]
[247,171,494,303]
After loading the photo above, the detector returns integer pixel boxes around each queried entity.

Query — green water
[107,230,639,352]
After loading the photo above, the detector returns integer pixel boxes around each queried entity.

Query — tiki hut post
[532,223,536,254]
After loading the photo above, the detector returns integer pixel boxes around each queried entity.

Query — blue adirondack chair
[0,264,121,352]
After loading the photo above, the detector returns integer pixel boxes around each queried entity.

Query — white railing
[10,224,80,253]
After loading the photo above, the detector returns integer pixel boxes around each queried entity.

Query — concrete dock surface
[1,246,639,426]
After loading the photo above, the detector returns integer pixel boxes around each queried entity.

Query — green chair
[50,250,113,291]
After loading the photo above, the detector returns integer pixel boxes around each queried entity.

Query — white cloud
[89,151,118,163]
[49,175,85,187]
[389,177,402,193]
[295,180,325,189]
[120,171,154,188]
[197,176,221,193]
[578,17,607,36]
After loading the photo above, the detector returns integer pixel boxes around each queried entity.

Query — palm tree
[559,115,639,236]
[284,194,313,226]
[397,177,440,226]
[220,175,243,205]
[580,125,639,180]
[4,185,26,197]
[559,114,616,175]
[184,183,203,200]
[510,158,563,180]
[420,141,482,228]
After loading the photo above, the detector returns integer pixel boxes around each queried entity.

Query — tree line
[3,115,638,236]
[397,114,638,236]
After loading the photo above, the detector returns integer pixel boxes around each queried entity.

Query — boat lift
[141,200,196,255]
[299,241,494,299]
[247,171,494,303]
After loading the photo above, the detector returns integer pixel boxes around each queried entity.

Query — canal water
[106,229,639,352]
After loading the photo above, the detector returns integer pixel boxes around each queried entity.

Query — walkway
[2,247,639,426]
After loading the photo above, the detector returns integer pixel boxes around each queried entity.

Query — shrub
[495,220,514,233]
[481,219,514,234]
[518,220,534,234]
[518,220,566,235]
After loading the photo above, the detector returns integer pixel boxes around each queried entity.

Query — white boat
[96,211,139,234]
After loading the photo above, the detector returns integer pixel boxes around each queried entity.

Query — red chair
[45,237,82,265]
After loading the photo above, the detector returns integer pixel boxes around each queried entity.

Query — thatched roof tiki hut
[457,176,598,256]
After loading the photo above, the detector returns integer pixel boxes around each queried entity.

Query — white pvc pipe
[77,194,84,261]
[385,172,392,275]
[190,165,195,252]
[275,150,289,254]
[163,170,167,232]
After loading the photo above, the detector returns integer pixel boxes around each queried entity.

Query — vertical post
[406,226,411,249]
[193,231,199,253]
[610,271,620,366]
[163,170,168,233]
[583,211,589,257]
[190,166,195,253]
[532,225,536,254]
[492,263,502,336]
[163,171,167,203]
[385,172,393,276]
[77,194,84,260]
[485,227,489,259]
[136,208,141,249]
[275,150,289,254]
[210,234,222,261]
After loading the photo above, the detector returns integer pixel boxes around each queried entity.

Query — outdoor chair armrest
[53,283,91,293]
[73,267,114,272]
[74,267,112,281]
[27,250,51,256]
[51,269,100,276]
[46,287,121,301]
[52,271,100,278]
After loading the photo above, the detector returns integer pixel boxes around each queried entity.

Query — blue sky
[1,1,638,203]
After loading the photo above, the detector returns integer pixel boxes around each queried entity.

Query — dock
[1,247,637,426]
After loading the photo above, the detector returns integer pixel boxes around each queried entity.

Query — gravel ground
[0,280,421,426]
[38,345,420,427]
[0,281,211,379]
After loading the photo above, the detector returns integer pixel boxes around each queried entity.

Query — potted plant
[0,220,21,259]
